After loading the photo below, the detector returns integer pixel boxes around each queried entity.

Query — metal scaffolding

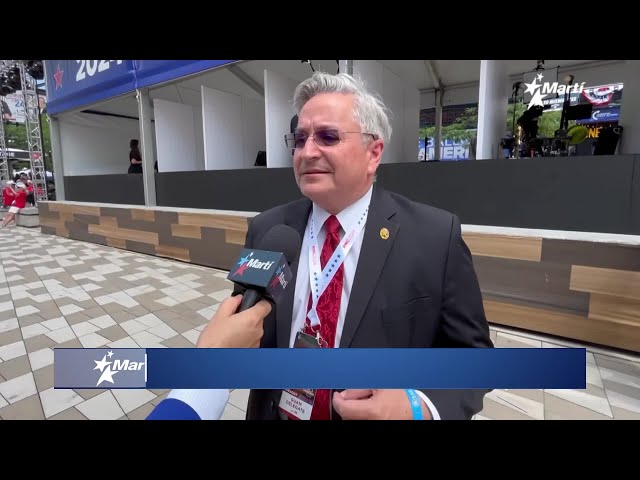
[18,62,47,203]
[0,101,8,182]
[0,59,47,203]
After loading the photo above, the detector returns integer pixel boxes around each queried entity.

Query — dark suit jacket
[236,184,494,420]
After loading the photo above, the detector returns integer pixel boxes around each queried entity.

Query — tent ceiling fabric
[377,60,603,91]
[65,60,605,118]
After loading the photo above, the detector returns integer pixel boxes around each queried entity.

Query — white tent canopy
[52,59,629,178]
[74,60,618,118]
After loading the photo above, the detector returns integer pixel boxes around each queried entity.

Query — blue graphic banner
[54,347,586,390]
[45,60,135,115]
[576,106,620,125]
[45,60,239,115]
[133,60,237,90]
[419,137,471,161]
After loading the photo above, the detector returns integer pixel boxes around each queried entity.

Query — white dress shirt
[289,185,440,420]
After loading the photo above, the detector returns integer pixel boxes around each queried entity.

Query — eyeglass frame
[284,129,379,150]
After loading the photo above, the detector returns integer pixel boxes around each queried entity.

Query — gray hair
[292,72,392,144]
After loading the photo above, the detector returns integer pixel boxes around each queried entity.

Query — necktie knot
[324,215,341,237]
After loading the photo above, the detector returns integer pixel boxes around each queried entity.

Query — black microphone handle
[237,289,262,313]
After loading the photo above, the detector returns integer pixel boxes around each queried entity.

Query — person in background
[1,99,13,122]
[2,181,27,228]
[2,180,15,209]
[128,139,143,174]
[25,180,35,206]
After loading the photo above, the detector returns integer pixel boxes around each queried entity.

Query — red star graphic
[270,276,280,288]
[54,64,64,89]
[235,263,249,276]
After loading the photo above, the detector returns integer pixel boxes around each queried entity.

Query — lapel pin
[380,227,389,240]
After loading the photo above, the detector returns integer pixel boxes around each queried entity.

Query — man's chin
[300,181,333,201]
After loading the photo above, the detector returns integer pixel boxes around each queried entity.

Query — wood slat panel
[40,218,68,230]
[39,208,58,220]
[542,238,640,271]
[155,244,190,262]
[48,203,101,216]
[589,293,640,326]
[484,299,640,352]
[570,265,640,300]
[225,229,246,245]
[463,233,542,261]
[171,224,202,239]
[132,209,155,222]
[100,216,118,227]
[178,212,248,231]
[38,201,640,354]
[472,256,590,315]
[88,224,159,245]
[106,237,127,249]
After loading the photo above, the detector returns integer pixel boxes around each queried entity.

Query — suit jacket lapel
[340,185,398,347]
[276,197,312,348]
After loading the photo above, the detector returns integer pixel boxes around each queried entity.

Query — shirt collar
[312,185,373,234]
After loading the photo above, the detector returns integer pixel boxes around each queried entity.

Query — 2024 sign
[75,60,123,82]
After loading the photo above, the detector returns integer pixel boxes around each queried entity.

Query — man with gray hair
[237,71,493,420]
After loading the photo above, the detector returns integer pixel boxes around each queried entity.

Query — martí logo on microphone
[228,248,293,303]
[233,252,276,276]
[270,264,289,290]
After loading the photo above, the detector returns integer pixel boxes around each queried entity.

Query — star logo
[236,253,251,266]
[524,77,540,95]
[524,74,548,110]
[94,352,119,386]
[53,64,64,90]
[233,252,254,276]
[235,263,249,276]
[94,354,110,372]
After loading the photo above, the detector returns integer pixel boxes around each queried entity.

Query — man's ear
[367,139,384,175]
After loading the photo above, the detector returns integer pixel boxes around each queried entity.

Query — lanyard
[307,206,369,327]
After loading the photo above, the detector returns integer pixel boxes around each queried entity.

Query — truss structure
[0,60,48,202]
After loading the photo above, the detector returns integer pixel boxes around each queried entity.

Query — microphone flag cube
[227,248,293,303]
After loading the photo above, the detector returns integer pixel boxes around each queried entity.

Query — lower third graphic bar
[54,347,586,390]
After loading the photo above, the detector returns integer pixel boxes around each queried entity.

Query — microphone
[227,224,302,313]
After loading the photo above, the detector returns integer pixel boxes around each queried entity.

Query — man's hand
[196,294,272,348]
[332,389,432,420]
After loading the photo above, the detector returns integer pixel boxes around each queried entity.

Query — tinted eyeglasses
[284,129,377,149]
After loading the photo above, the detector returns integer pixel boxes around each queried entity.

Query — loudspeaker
[594,126,623,155]
[254,150,266,167]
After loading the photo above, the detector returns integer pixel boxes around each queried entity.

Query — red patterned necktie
[304,214,343,420]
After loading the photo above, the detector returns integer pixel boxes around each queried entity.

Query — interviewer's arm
[147,389,230,420]
[146,295,271,420]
